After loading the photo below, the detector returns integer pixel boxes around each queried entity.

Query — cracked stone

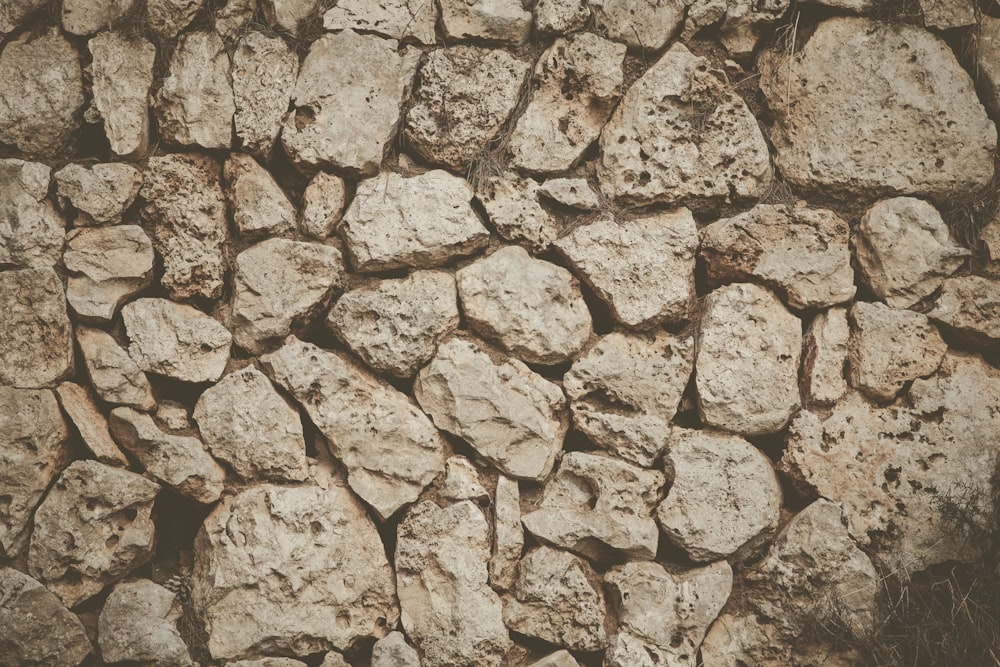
[477,173,561,252]
[63,225,155,323]
[76,326,155,411]
[0,158,63,270]
[928,275,1000,342]
[224,154,296,240]
[55,382,129,467]
[490,475,523,591]
[98,579,193,667]
[324,0,438,43]
[439,0,531,43]
[0,268,74,388]
[0,568,92,667]
[89,32,156,158]
[54,163,142,226]
[802,307,849,407]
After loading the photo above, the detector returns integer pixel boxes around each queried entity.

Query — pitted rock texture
[232,33,298,159]
[98,580,193,667]
[0,568,92,667]
[0,268,74,388]
[0,158,63,270]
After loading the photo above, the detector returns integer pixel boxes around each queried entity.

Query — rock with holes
[563,332,693,467]
[802,307,849,407]
[700,203,855,310]
[522,452,663,560]
[300,172,346,239]
[231,239,344,354]
[0,268,74,388]
[759,17,995,202]
[590,0,685,50]
[282,31,419,174]
[848,301,947,401]
[0,159,63,270]
[28,460,159,607]
[696,283,801,436]
[54,163,142,226]
[327,270,459,378]
[928,275,1000,342]
[193,366,309,482]
[599,43,771,207]
[415,337,568,481]
[0,568,92,667]
[63,225,155,322]
[477,173,561,251]
[509,33,626,173]
[89,32,156,158]
[55,382,129,467]
[324,0,438,43]
[98,579,193,667]
[396,500,511,667]
[534,0,588,35]
[683,0,789,57]
[262,337,446,519]
[156,31,234,149]
[147,0,204,37]
[224,154,296,240]
[192,483,399,660]
[441,456,489,502]
[76,326,155,411]
[232,32,298,158]
[490,475,523,591]
[371,632,420,667]
[439,0,531,43]
[538,177,600,210]
[61,0,136,34]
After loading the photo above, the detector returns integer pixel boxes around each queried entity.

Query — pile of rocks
[1,0,999,666]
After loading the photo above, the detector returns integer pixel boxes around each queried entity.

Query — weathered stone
[477,173,560,251]
[522,452,663,560]
[683,0,788,57]
[855,197,969,308]
[193,366,308,482]
[215,0,257,36]
[528,651,581,667]
[229,660,307,667]
[695,284,801,436]
[759,17,996,202]
[318,655,349,667]
[0,0,47,34]
[555,209,697,328]
[458,246,592,365]
[415,337,567,481]
[262,337,446,519]
[538,177,600,210]
[563,332,693,467]
[324,0,438,44]
[109,407,225,504]
[490,475,523,591]
[54,163,141,226]
[802,307,849,407]
[441,456,489,501]
[62,0,135,34]
[147,0,205,37]
[589,0,684,50]
[156,31,234,149]
[920,0,976,30]
[371,631,420,667]
[342,170,489,272]
[534,0,588,35]
[232,239,344,354]
[282,31,419,174]
[599,43,771,207]
[89,32,156,158]
[192,483,399,660]
[0,159,63,270]
[0,268,74,388]
[232,32,298,157]
[224,154,296,240]
[122,298,232,384]
[63,225,154,322]
[28,460,159,607]
[439,0,531,43]
[142,154,228,302]
[0,568,92,667]
[848,301,947,401]
[55,382,129,467]
[978,16,1000,116]
[396,501,511,667]
[300,172,346,239]
[98,580,193,667]
[76,326,155,411]
[928,276,1000,342]
[156,401,191,431]
[509,33,625,173]
[700,203,855,310]
[406,46,529,169]
[0,30,84,157]
[267,0,319,30]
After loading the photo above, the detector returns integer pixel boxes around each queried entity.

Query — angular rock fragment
[63,225,154,322]
[590,0,685,50]
[683,0,788,57]
[802,307,849,407]
[122,298,232,384]
[62,0,135,34]
[147,0,205,37]
[28,460,159,608]
[477,173,560,251]
[490,475,523,591]
[229,660,308,667]
[89,32,156,158]
[0,568,92,667]
[538,177,599,210]
[262,337,446,519]
[928,275,1000,342]
[371,632,420,667]
[232,32,298,157]
[440,0,531,43]
[224,154,296,240]
[920,0,976,29]
[509,33,626,173]
[441,456,489,501]
[415,337,567,480]
[231,239,344,354]
[396,501,511,667]
[192,483,399,660]
[55,382,129,467]
[267,0,319,30]
[534,0,588,35]
[157,401,191,431]
[0,268,74,388]
[215,0,256,38]
[978,16,1000,116]
[76,326,155,411]
[529,651,581,667]
[0,0,48,35]
[324,0,438,43]
[98,580,193,667]
[0,158,63,270]
[54,163,142,226]
[695,284,801,436]
[300,172,346,239]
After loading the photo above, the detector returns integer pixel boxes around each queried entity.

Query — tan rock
[927,275,1000,342]
[477,173,560,251]
[224,154,296,240]
[229,659,307,667]
[0,568,92,667]
[55,382,129,467]
[528,651,581,667]
[589,0,685,50]
[920,0,976,30]
[490,475,523,591]
[0,268,74,388]
[76,326,155,411]
[156,31,234,149]
[98,580,193,667]
[371,631,420,667]
[0,158,63,270]
[156,401,191,431]
[324,0,438,43]
[802,307,849,407]
[441,456,489,501]
[977,16,1000,116]
[215,0,257,38]
[537,177,600,210]
[267,0,319,30]
[440,0,531,43]
[0,0,48,34]
[300,172,346,239]
[89,32,156,158]
[54,163,141,226]
[63,225,154,322]
[683,0,788,57]
[232,32,298,157]
[147,0,205,37]
[62,0,135,34]
[534,0,588,34]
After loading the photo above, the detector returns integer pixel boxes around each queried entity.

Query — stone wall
[1,1,999,666]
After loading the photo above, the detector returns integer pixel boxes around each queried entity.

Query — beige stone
[920,0,976,30]
[440,0,531,43]
[802,307,849,407]
[89,33,156,158]
[225,154,296,240]
[232,32,298,157]
[928,275,1000,342]
[63,225,154,322]
[156,31,234,149]
[55,382,129,467]
[0,268,74,388]
[300,172,346,239]
[76,326,155,411]
[147,0,205,37]
[528,651,581,667]
[54,163,142,226]
[589,0,685,50]
[538,177,600,210]
[371,631,420,667]
[684,0,788,57]
[267,0,319,30]
[98,580,193,667]
[441,456,489,501]
[0,568,92,667]
[324,0,438,43]
[977,16,1000,116]
[490,475,523,591]
[62,0,135,34]
[0,0,47,34]
[0,159,63,270]
[477,173,560,251]
[216,0,257,38]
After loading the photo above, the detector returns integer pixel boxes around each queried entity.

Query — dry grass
[940,170,1000,248]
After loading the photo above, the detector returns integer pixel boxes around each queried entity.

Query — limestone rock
[216,0,257,38]
[267,0,319,30]
[55,382,129,467]
[324,0,438,44]
[156,401,191,431]
[759,17,996,202]
[538,177,600,210]
[0,30,84,157]
[683,0,789,57]
[458,246,592,365]
[156,31,235,149]
[589,0,685,50]
[147,0,205,37]
[855,197,968,308]
[555,209,697,328]
[977,16,1000,116]
[318,656,348,667]
[192,483,399,660]
[695,284,801,436]
[0,388,70,557]
[224,154,296,240]
[415,337,567,481]
[528,651,581,667]
[54,163,142,226]
[232,32,298,157]
[98,580,193,667]
[802,307,849,407]
[142,154,228,302]
[0,158,63,270]
[342,170,489,272]
[396,501,511,667]
[229,660,307,667]
[63,225,155,322]
[231,239,344,354]
[477,173,561,251]
[262,337,446,519]
[490,475,523,591]
[28,460,159,607]
[534,0,588,35]
[920,0,976,31]
[371,631,420,667]
[89,32,156,158]
[522,452,663,560]
[0,268,74,388]
[282,31,419,174]
[928,276,1000,342]
[440,0,531,43]
[441,456,489,501]
[406,46,529,169]
[62,0,135,34]
[76,326,155,411]
[848,301,947,401]
[563,332,693,467]
[509,33,626,173]
[599,42,771,207]
[193,366,309,482]
[0,568,92,667]
[109,407,225,504]
[0,0,48,35]
[328,270,459,378]
[700,203,855,310]
[122,298,232,384]
[300,172,346,239]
